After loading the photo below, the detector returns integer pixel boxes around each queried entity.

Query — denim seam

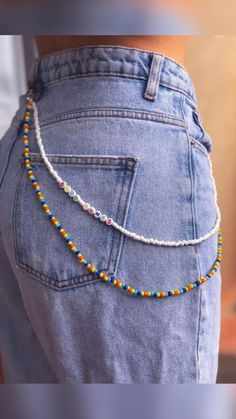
[42,73,147,90]
[12,158,23,266]
[23,153,139,170]
[16,260,107,289]
[109,160,139,272]
[105,159,130,272]
[37,45,187,72]
[28,109,185,130]
[112,159,139,270]
[114,160,140,275]
[109,168,126,270]
[38,74,194,102]
[190,148,203,384]
[181,94,196,242]
[190,144,218,382]
[181,92,202,382]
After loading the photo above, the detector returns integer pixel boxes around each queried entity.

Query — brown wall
[187,36,236,353]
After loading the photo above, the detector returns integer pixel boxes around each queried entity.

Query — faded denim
[0,46,221,383]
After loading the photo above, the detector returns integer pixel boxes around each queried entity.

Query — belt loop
[144,54,164,101]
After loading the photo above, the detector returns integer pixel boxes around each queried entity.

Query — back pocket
[13,153,139,289]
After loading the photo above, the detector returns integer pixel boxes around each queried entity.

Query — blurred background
[0,35,235,383]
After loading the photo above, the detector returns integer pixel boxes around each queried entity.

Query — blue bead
[122,284,127,290]
[83,261,88,267]
[168,291,172,297]
[40,200,45,205]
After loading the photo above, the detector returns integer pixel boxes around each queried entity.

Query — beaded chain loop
[23,96,222,298]
[32,100,221,247]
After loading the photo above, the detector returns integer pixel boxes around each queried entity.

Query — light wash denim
[0,46,221,383]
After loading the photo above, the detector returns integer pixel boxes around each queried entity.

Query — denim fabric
[0,46,221,383]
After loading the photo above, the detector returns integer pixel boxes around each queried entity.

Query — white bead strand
[32,100,221,247]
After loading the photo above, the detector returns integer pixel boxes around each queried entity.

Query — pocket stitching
[13,155,138,289]
[28,108,185,130]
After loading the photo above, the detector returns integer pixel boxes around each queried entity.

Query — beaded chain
[32,100,221,247]
[23,95,222,298]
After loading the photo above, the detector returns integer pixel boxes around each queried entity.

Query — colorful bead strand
[23,96,222,298]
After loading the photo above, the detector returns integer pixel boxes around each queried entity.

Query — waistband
[31,45,196,102]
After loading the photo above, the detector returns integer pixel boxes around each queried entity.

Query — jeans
[0,46,221,383]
